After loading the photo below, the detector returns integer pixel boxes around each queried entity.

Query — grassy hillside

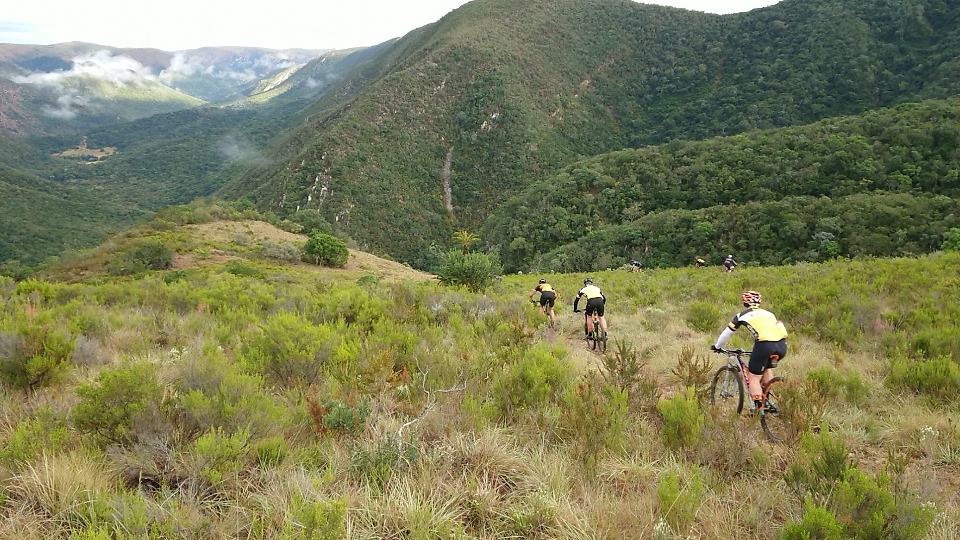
[1,212,957,537]
[221,0,960,267]
[486,97,960,271]
[0,161,147,266]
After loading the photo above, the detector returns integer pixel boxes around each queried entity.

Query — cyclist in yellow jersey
[573,277,607,339]
[711,290,788,409]
[529,278,557,326]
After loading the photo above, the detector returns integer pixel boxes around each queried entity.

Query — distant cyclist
[573,277,607,340]
[629,259,642,272]
[723,254,738,272]
[529,278,557,326]
[694,257,706,268]
[711,290,788,411]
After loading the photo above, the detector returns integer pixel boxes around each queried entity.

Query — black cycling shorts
[538,291,556,308]
[749,339,787,375]
[584,297,605,316]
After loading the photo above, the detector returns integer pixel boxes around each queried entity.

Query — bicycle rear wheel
[709,366,744,415]
[760,377,787,442]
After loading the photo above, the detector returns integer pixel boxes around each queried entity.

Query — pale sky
[0,0,781,52]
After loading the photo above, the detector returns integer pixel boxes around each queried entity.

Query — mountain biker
[711,290,788,411]
[694,257,706,268]
[529,278,557,326]
[723,254,737,272]
[573,277,607,339]
[629,259,642,272]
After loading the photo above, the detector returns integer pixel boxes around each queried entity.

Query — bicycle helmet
[583,277,593,285]
[538,278,546,284]
[741,290,762,306]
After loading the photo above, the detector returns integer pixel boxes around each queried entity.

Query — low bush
[108,240,173,275]
[0,314,74,391]
[887,356,960,401]
[685,300,722,333]
[436,249,501,292]
[656,466,705,536]
[71,361,163,446]
[656,387,703,452]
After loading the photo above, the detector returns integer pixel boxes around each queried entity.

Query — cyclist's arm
[713,327,735,349]
[573,296,581,312]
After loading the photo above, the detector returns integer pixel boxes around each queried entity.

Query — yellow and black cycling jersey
[577,285,603,300]
[535,283,554,293]
[728,307,788,342]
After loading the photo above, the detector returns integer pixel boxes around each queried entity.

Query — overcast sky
[1,0,781,52]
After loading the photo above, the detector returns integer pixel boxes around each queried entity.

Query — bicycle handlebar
[713,347,751,355]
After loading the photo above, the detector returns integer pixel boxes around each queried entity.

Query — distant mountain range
[0,42,342,135]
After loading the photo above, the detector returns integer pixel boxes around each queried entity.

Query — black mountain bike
[576,309,606,353]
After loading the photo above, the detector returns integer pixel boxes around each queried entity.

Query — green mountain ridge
[220,0,960,268]
[485,97,960,270]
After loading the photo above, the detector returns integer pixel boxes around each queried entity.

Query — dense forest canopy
[485,98,960,270]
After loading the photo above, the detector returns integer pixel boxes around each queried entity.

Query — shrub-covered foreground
[1,245,958,539]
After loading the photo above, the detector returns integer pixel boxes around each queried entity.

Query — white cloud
[14,50,155,87]
[42,93,82,119]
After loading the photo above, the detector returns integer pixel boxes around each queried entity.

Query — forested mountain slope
[221,0,960,267]
[485,98,960,271]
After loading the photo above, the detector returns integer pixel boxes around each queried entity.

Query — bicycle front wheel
[710,366,744,415]
[760,377,787,442]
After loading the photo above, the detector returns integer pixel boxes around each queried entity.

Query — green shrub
[560,371,628,468]
[806,366,868,404]
[600,339,660,415]
[436,249,501,292]
[0,314,74,391]
[656,467,705,536]
[173,345,283,438]
[656,387,703,452]
[240,311,338,388]
[779,501,845,540]
[280,496,347,540]
[685,300,722,333]
[192,427,250,486]
[887,356,960,401]
[72,362,163,446]
[224,259,264,278]
[260,239,303,262]
[305,396,371,437]
[494,344,571,421]
[254,436,288,468]
[670,345,713,402]
[109,240,173,275]
[0,408,70,469]
[303,233,349,268]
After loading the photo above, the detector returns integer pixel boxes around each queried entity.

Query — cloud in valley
[14,50,156,88]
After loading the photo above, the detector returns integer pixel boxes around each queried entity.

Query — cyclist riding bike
[529,278,557,326]
[723,254,738,272]
[629,259,642,272]
[711,290,788,411]
[694,257,706,268]
[573,277,607,340]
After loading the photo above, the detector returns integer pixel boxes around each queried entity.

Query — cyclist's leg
[595,299,607,334]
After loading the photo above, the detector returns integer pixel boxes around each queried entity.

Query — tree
[452,230,480,254]
[942,228,960,251]
[303,233,349,268]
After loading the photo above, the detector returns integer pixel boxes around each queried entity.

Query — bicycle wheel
[760,377,787,442]
[709,366,744,415]
[596,330,606,353]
